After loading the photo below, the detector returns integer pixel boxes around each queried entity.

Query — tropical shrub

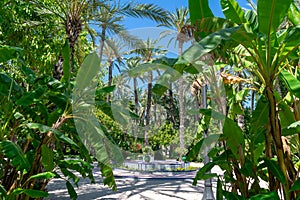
[186,0,300,199]
[0,46,116,200]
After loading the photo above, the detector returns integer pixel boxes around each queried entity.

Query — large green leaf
[41,145,54,171]
[222,118,245,159]
[186,139,204,161]
[73,114,119,190]
[244,10,258,32]
[221,0,246,24]
[66,181,77,200]
[188,0,215,39]
[216,178,223,200]
[262,158,286,184]
[96,85,116,94]
[0,45,23,63]
[27,123,78,147]
[195,17,229,37]
[29,172,56,180]
[100,163,117,191]
[12,189,49,198]
[188,0,214,24]
[282,119,300,136]
[16,87,46,106]
[248,191,280,199]
[288,2,300,26]
[250,96,269,143]
[278,100,295,129]
[279,70,300,98]
[75,53,101,91]
[290,178,300,192]
[0,141,30,171]
[0,73,23,97]
[61,41,71,84]
[258,0,292,35]
[128,62,169,77]
[193,162,216,185]
[183,26,240,63]
[283,26,300,47]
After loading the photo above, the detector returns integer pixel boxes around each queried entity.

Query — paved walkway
[46,165,219,200]
[113,168,197,179]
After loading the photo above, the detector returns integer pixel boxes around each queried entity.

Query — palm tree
[34,0,104,78]
[93,2,170,64]
[128,38,166,145]
[124,57,142,140]
[101,38,126,102]
[159,7,193,156]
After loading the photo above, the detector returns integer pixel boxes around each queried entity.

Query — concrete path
[46,166,218,199]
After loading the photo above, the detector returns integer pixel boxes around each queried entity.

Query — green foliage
[149,123,178,148]
[188,0,300,199]
[0,141,30,171]
[95,109,135,151]
[0,48,116,199]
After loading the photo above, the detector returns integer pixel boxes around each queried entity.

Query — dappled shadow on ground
[46,177,211,200]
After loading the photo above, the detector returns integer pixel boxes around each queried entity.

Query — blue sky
[119,0,254,54]
[123,0,253,29]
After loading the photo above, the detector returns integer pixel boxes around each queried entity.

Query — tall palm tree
[93,2,170,64]
[129,38,166,145]
[124,57,142,140]
[34,0,103,78]
[159,7,192,155]
[102,38,126,102]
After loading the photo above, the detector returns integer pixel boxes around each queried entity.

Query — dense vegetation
[0,0,300,200]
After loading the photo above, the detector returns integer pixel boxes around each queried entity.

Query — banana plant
[0,45,117,200]
[186,0,300,199]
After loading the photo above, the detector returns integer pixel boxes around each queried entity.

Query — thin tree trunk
[106,60,113,102]
[251,90,255,111]
[265,86,290,199]
[178,41,185,154]
[145,71,152,146]
[134,77,138,141]
[98,24,106,63]
[169,82,175,125]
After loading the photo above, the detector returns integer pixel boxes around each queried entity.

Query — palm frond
[120,3,171,25]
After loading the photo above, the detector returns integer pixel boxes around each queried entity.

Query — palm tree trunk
[251,90,255,111]
[106,60,113,102]
[169,82,175,125]
[134,77,138,141]
[54,14,82,79]
[178,41,185,154]
[98,24,106,63]
[145,71,152,146]
[65,14,82,67]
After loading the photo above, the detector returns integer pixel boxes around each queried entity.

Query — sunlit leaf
[221,0,246,24]
[248,191,280,199]
[258,0,292,35]
[29,172,56,180]
[0,141,30,171]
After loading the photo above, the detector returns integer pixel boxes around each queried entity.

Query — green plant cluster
[0,46,118,199]
[95,109,135,152]
[149,123,178,148]
[186,0,300,199]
